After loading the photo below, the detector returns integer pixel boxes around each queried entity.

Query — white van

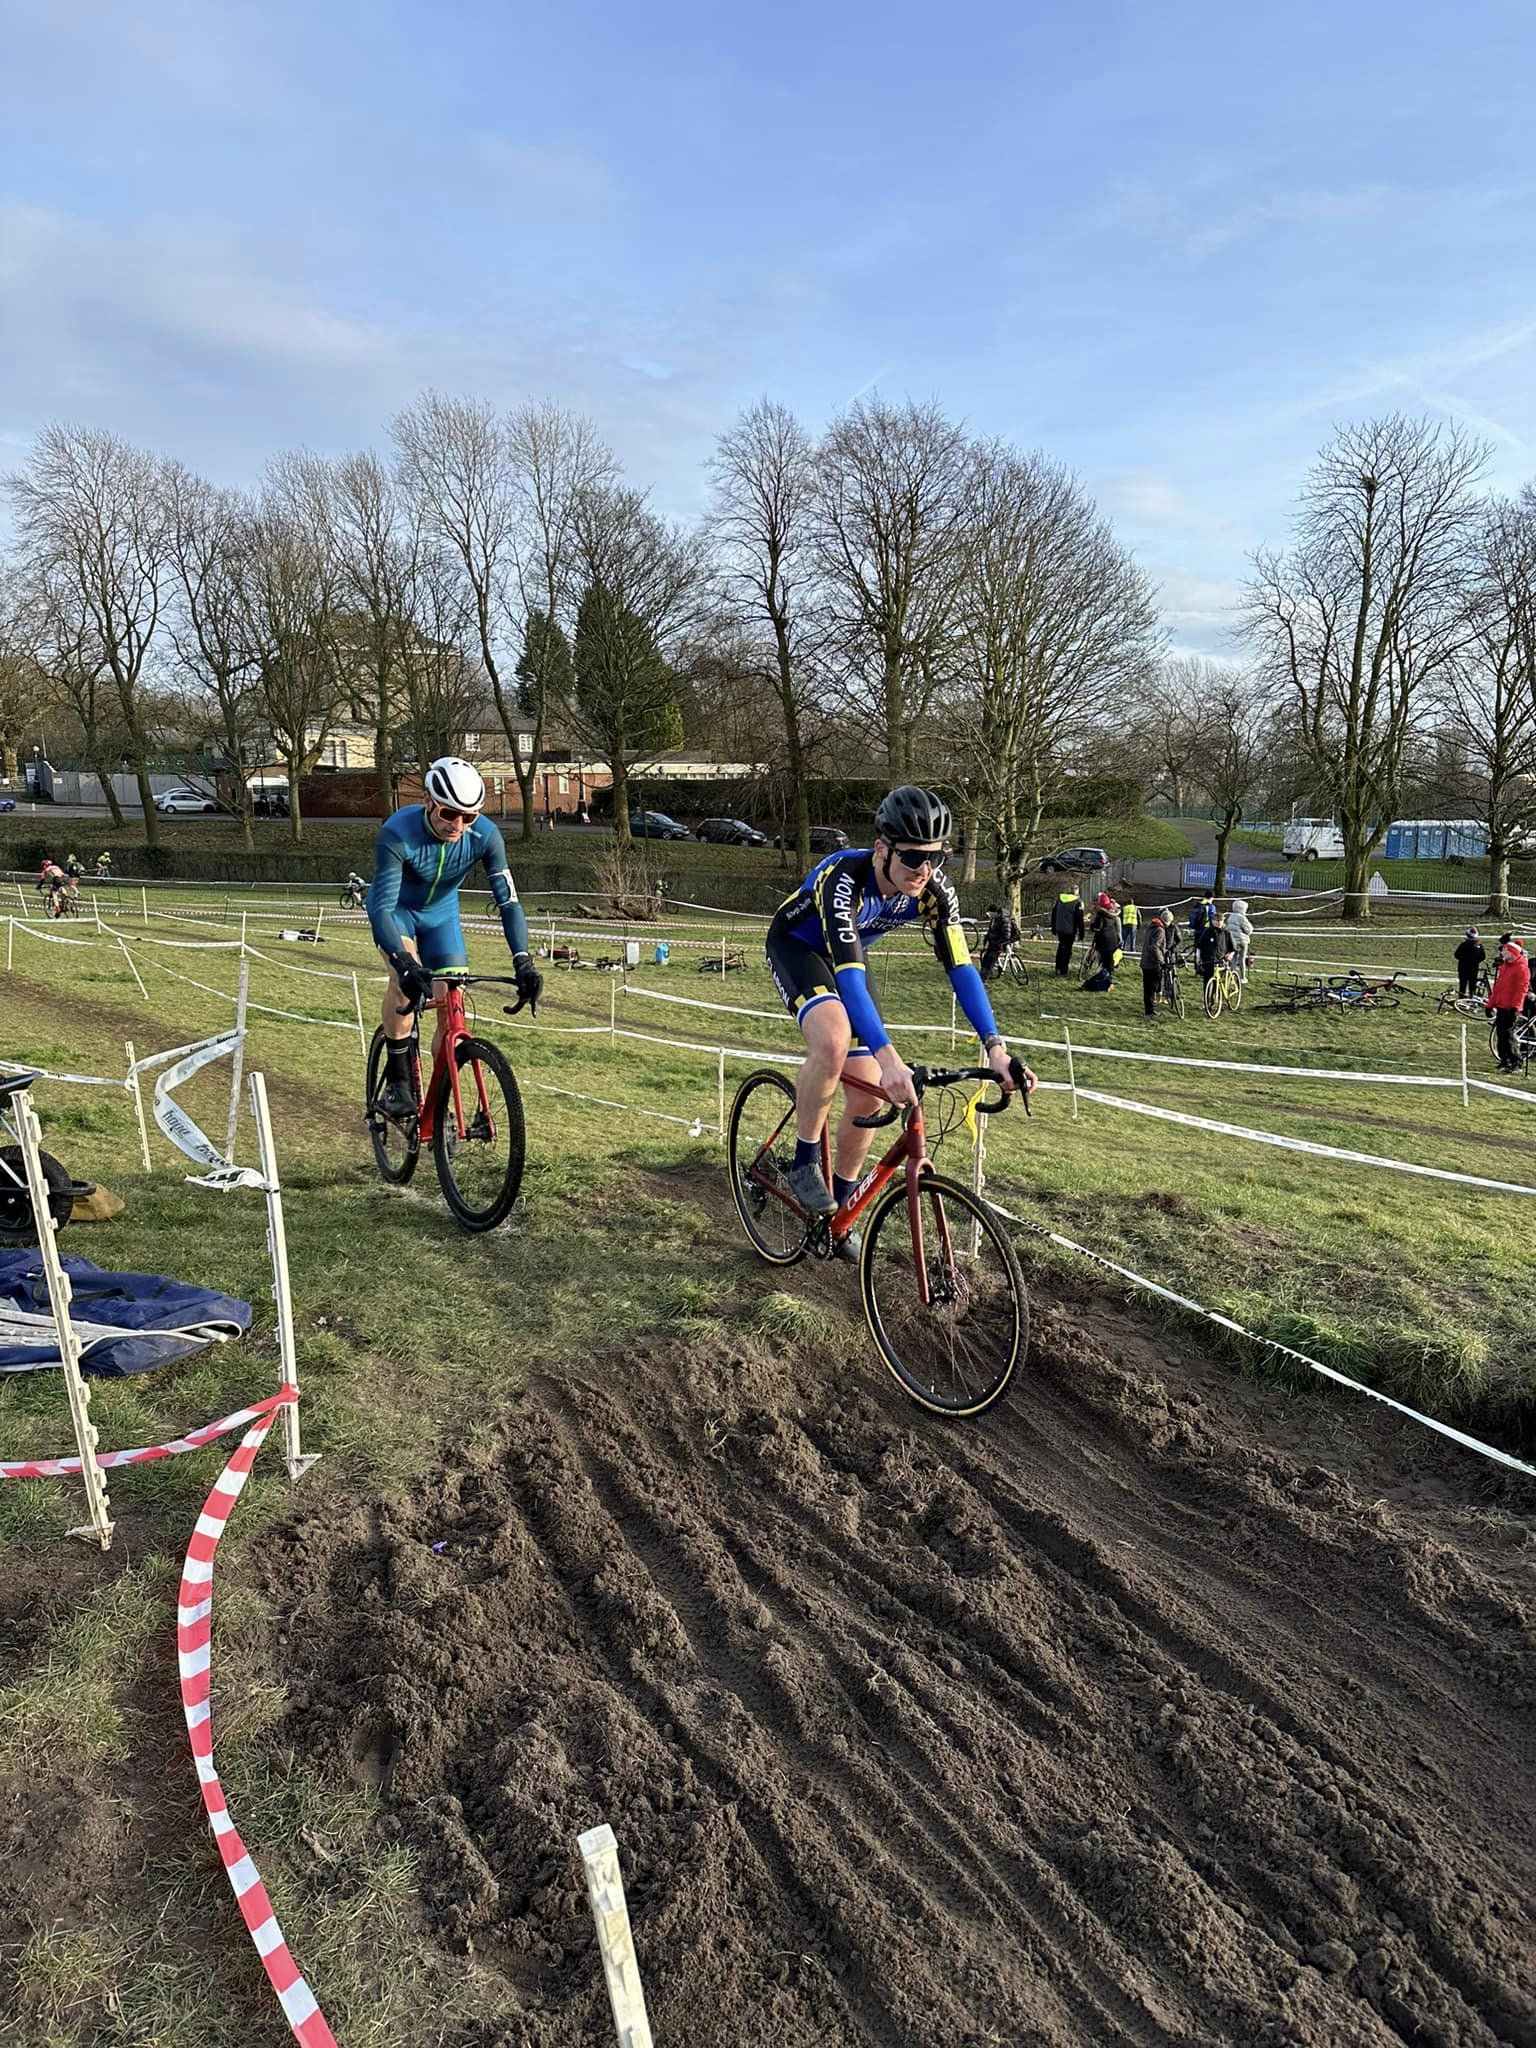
[1283,818,1345,861]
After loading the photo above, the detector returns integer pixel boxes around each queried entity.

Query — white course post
[351,971,367,1052]
[1064,1024,1079,1120]
[610,979,618,1045]
[225,959,250,1165]
[314,902,324,939]
[14,882,24,912]
[124,1042,153,1170]
[5,918,11,972]
[141,883,149,925]
[969,1102,986,1257]
[117,936,149,1002]
[1460,1022,1469,1110]
[717,1045,726,1144]
[247,1071,317,1484]
[578,1823,654,2048]
[93,893,102,934]
[12,1089,114,1548]
[240,909,248,956]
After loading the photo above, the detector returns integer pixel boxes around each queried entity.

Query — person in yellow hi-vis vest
[1121,897,1141,959]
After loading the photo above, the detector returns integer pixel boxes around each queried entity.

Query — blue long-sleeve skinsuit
[366,806,530,971]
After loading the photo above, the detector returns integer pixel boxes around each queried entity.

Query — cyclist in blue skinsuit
[765,785,1032,1222]
[367,756,542,1119]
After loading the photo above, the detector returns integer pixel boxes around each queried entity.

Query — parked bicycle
[364,971,529,1231]
[1202,958,1243,1018]
[1488,1010,1536,1073]
[1158,957,1186,1019]
[727,1061,1030,1417]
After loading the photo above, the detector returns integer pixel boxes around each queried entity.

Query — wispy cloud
[469,135,618,215]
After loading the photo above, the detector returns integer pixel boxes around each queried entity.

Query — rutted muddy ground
[265,1280,1536,2048]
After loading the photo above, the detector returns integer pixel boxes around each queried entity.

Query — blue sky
[2,0,1533,651]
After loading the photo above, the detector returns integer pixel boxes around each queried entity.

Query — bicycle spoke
[433,1038,524,1231]
[861,1174,1024,1416]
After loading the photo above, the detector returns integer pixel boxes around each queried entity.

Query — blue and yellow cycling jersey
[766,849,998,1054]
[367,806,530,969]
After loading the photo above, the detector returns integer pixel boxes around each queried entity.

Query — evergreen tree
[515,607,573,723]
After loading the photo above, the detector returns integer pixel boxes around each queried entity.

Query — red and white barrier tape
[0,1389,292,1480]
[178,1392,338,2048]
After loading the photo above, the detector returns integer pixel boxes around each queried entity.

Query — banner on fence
[1181,863,1293,894]
[127,1031,266,1189]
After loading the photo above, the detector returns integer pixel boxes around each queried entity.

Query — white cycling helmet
[423,756,485,813]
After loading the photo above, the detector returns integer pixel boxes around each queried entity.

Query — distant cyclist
[343,870,367,908]
[367,757,542,1120]
[765,784,1031,1222]
[95,850,113,879]
[65,853,82,880]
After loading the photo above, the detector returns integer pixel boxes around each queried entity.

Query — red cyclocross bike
[364,971,529,1232]
[728,1062,1029,1416]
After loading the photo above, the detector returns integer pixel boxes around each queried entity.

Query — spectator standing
[1121,897,1141,958]
[1194,910,1234,992]
[1050,887,1085,977]
[1487,934,1530,1071]
[1140,909,1172,1019]
[1083,892,1122,993]
[1455,927,1485,998]
[1189,891,1218,937]
[1226,897,1254,982]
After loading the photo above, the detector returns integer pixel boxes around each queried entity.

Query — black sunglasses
[890,844,947,871]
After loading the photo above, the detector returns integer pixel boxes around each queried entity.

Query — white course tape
[1074,1085,1536,1195]
[0,1059,130,1091]
[989,1196,1536,1480]
[126,1031,265,1184]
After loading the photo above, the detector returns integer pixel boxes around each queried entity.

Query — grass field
[1,881,1531,2042]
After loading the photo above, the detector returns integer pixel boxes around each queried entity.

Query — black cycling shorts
[764,930,873,1053]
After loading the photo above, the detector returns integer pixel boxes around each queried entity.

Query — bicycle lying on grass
[728,1062,1031,1417]
[364,971,530,1231]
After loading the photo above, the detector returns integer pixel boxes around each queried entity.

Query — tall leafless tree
[247,461,345,841]
[815,397,972,777]
[328,450,421,815]
[396,546,484,773]
[6,425,169,844]
[1194,666,1272,894]
[163,466,266,848]
[944,445,1159,913]
[566,485,705,840]
[1438,491,1536,919]
[709,399,823,866]
[1245,416,1487,920]
[506,401,616,838]
[14,564,129,824]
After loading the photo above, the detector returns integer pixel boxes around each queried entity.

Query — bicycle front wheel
[1165,972,1186,1020]
[365,1028,420,1186]
[432,1036,525,1232]
[727,1068,813,1265]
[1202,972,1222,1018]
[859,1170,1026,1416]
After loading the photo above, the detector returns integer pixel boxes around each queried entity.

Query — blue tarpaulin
[0,1252,252,1376]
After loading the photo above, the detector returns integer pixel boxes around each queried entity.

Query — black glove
[391,954,435,1012]
[510,953,544,1016]
[1008,1054,1036,1112]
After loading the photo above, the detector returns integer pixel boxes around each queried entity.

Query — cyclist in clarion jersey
[765,785,1032,1222]
[367,756,542,1120]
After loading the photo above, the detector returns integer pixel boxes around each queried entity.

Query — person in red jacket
[1487,934,1531,1071]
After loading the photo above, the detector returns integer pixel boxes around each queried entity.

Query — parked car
[627,809,691,841]
[695,817,767,847]
[774,825,852,855]
[0,797,14,814]
[154,787,220,815]
[1038,845,1109,874]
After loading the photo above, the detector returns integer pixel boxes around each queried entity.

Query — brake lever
[502,994,538,1018]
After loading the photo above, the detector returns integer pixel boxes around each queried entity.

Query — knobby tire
[432,1036,525,1232]
[366,1027,420,1186]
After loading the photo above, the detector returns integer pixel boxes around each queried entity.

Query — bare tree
[0,578,40,784]
[709,399,821,866]
[1439,491,1536,919]
[397,547,484,773]
[506,401,616,838]
[247,461,345,841]
[815,397,972,776]
[328,450,421,815]
[1245,416,1487,919]
[566,485,705,840]
[1197,667,1271,894]
[163,466,265,848]
[394,394,534,827]
[14,563,129,824]
[6,425,170,844]
[945,445,1159,914]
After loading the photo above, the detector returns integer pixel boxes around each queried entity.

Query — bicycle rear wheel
[1163,970,1186,1019]
[1226,971,1243,1012]
[432,1036,525,1232]
[727,1068,813,1265]
[859,1170,1026,1416]
[365,1028,420,1185]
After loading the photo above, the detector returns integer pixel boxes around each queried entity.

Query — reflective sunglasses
[890,844,946,872]
[432,801,480,824]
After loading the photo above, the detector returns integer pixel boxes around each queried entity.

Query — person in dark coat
[1050,888,1084,977]
[1141,909,1174,1018]
[1081,892,1122,992]
[1455,927,1485,998]
[979,904,1020,980]
[1193,911,1234,990]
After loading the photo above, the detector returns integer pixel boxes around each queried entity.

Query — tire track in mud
[264,1283,1535,2048]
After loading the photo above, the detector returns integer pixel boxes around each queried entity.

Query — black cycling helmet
[874,784,952,845]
